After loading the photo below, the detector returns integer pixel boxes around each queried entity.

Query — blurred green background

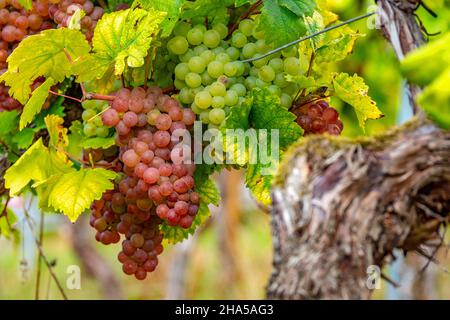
[1,0,449,300]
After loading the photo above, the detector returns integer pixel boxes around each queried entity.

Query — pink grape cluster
[0,0,55,111]
[294,100,343,135]
[49,0,104,41]
[90,188,164,280]
[102,86,200,229]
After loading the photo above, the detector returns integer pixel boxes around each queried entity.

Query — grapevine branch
[240,12,375,63]
[23,204,68,300]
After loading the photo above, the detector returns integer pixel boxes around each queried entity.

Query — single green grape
[185,73,202,88]
[207,60,224,78]
[256,78,270,88]
[211,47,226,55]
[173,21,191,37]
[252,54,269,68]
[174,78,186,89]
[255,39,268,53]
[179,87,194,104]
[267,85,282,96]
[231,32,247,48]
[188,56,207,73]
[224,90,239,106]
[190,102,202,114]
[249,67,259,77]
[175,62,190,80]
[224,62,238,77]
[193,24,207,32]
[226,47,240,60]
[195,91,213,109]
[215,52,231,64]
[199,110,211,123]
[209,108,226,124]
[269,58,284,73]
[281,46,297,57]
[82,109,96,121]
[274,73,289,88]
[83,123,97,137]
[96,126,109,138]
[93,116,103,127]
[187,28,203,45]
[200,50,215,64]
[258,65,276,82]
[238,19,255,37]
[212,23,228,39]
[283,57,301,75]
[252,27,265,40]
[168,36,189,55]
[280,93,293,109]
[203,30,221,48]
[230,83,247,97]
[242,43,257,59]
[212,96,225,108]
[244,76,257,90]
[209,81,227,96]
[201,71,214,86]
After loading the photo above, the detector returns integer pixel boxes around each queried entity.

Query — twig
[85,93,116,101]
[0,195,12,228]
[240,12,375,63]
[35,210,44,300]
[48,90,82,103]
[297,51,315,99]
[381,272,400,288]
[0,139,21,157]
[23,205,68,300]
[228,0,262,36]
[162,85,176,94]
[419,1,437,18]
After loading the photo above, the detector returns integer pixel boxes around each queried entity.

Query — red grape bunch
[294,100,344,135]
[0,0,55,111]
[49,0,104,41]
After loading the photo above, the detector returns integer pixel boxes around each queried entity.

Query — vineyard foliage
[0,0,446,278]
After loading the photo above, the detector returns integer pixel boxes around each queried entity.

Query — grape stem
[240,11,376,63]
[228,0,263,36]
[297,51,315,99]
[49,90,82,103]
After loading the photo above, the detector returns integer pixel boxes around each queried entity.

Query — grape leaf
[315,25,362,63]
[74,8,166,82]
[11,128,35,149]
[235,0,257,6]
[82,136,117,149]
[0,111,19,138]
[181,0,233,24]
[258,0,315,47]
[0,28,90,104]
[45,114,69,149]
[332,73,382,129]
[161,164,220,243]
[137,0,185,37]
[20,78,56,130]
[4,139,73,196]
[0,206,18,240]
[45,168,117,222]
[304,11,324,49]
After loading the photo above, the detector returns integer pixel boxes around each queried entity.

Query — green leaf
[0,111,19,138]
[0,206,18,240]
[74,8,166,82]
[418,67,450,129]
[45,168,117,222]
[137,0,185,37]
[332,73,382,129]
[401,32,450,87]
[250,88,302,148]
[0,28,90,104]
[235,0,257,6]
[315,25,362,63]
[245,162,273,206]
[4,139,73,196]
[11,128,35,149]
[304,11,324,49]
[181,0,233,24]
[45,114,69,149]
[258,0,315,47]
[161,164,220,243]
[20,78,56,130]
[18,0,32,10]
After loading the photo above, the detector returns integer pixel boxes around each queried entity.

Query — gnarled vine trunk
[267,0,450,299]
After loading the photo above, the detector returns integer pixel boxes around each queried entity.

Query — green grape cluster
[81,100,113,139]
[167,17,305,128]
